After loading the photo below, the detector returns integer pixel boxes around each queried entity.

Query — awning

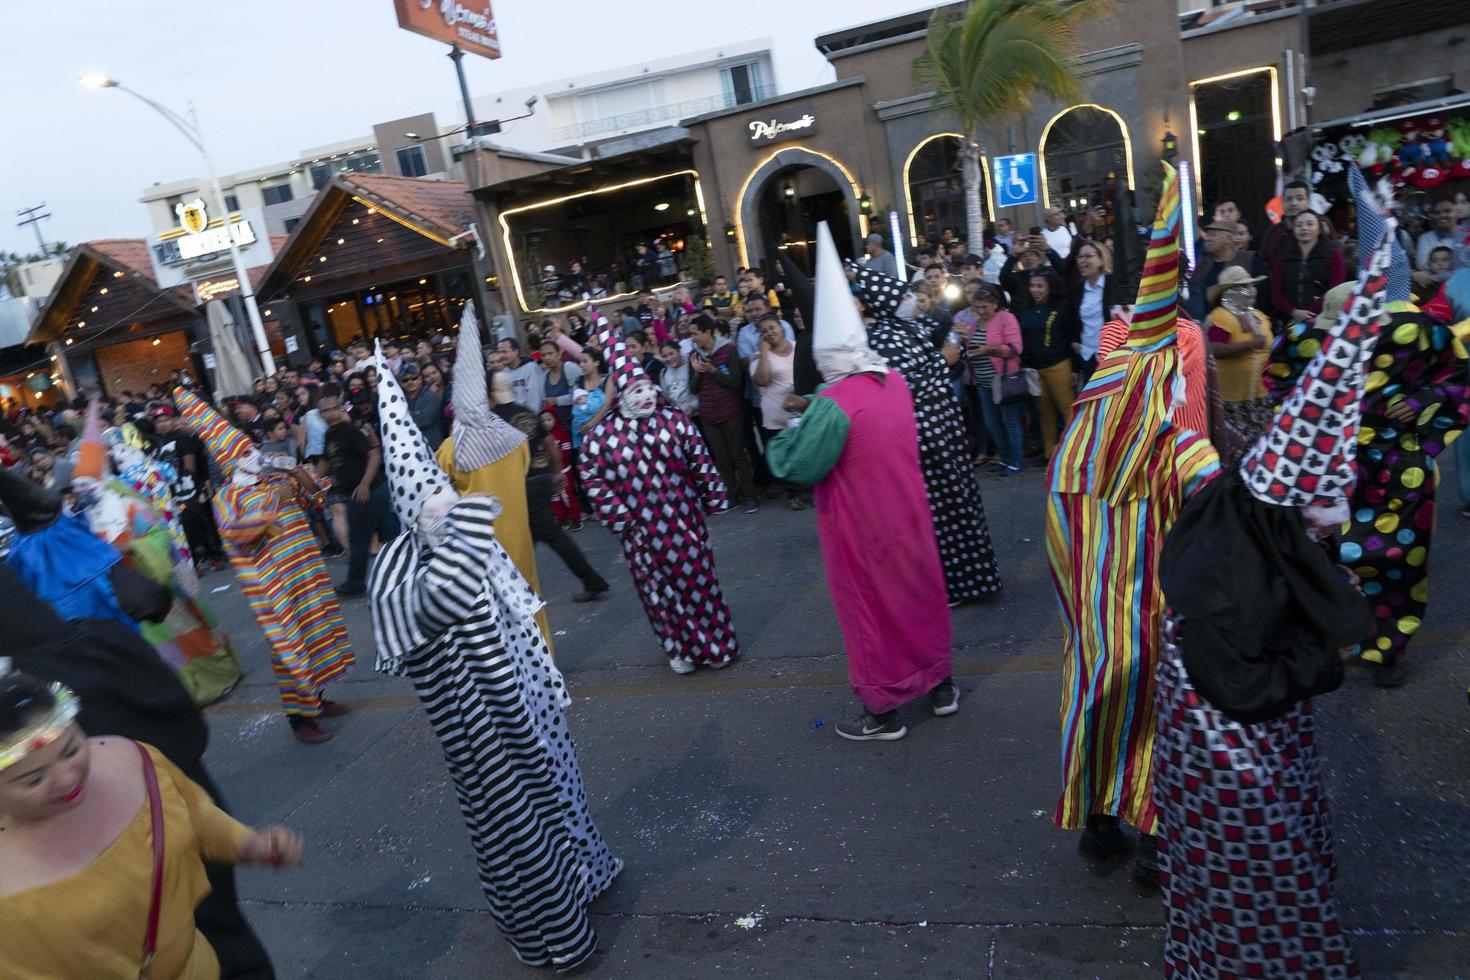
[1313,93,1470,132]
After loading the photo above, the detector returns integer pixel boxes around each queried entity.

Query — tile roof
[86,239,158,284]
[340,173,473,240]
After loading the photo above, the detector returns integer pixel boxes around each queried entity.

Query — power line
[15,204,52,255]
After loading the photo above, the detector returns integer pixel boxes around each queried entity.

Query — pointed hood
[592,310,651,393]
[74,398,106,483]
[1239,210,1397,510]
[449,306,527,471]
[812,221,887,382]
[376,342,454,529]
[777,248,822,396]
[1347,163,1411,306]
[1050,164,1196,505]
[0,464,62,534]
[173,386,254,475]
[1127,161,1182,352]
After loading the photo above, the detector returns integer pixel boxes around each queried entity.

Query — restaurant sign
[394,0,501,60]
[748,106,817,145]
[152,199,257,267]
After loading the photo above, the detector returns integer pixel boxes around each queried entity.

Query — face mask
[416,485,460,549]
[108,444,147,473]
[619,380,658,419]
[234,449,264,484]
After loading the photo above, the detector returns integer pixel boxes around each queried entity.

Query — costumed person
[71,403,241,706]
[1206,265,1275,469]
[434,309,554,643]
[578,313,739,673]
[0,562,276,978]
[767,222,957,740]
[0,664,301,978]
[1153,214,1398,979]
[0,457,166,629]
[840,264,1003,605]
[149,402,231,572]
[1045,163,1221,883]
[1266,166,1470,689]
[367,347,621,971]
[174,387,354,744]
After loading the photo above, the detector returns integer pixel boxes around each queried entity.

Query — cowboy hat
[1207,265,1267,305]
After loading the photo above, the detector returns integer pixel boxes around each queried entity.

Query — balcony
[550,86,776,144]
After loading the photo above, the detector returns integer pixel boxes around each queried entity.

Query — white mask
[618,379,658,419]
[416,485,460,549]
[108,443,147,473]
[233,449,264,485]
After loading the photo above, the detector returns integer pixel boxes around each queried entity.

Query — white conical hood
[812,220,887,381]
[375,341,453,529]
[449,305,526,471]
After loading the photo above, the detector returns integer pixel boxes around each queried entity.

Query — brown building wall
[1310,34,1465,122]
[94,331,192,395]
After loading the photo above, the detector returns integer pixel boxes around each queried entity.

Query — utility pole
[16,204,51,254]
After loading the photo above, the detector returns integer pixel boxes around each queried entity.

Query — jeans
[974,382,1006,460]
[996,400,1025,471]
[525,473,609,592]
[344,481,399,590]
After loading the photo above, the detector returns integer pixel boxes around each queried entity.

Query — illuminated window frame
[1037,103,1136,211]
[732,148,864,271]
[902,133,995,248]
[1187,67,1282,204]
[497,169,709,314]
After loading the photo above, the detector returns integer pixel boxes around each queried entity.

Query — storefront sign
[154,200,257,267]
[748,107,817,144]
[394,0,501,60]
[194,276,240,304]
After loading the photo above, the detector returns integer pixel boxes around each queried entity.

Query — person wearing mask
[1259,179,1311,269]
[1206,266,1273,467]
[657,340,699,420]
[749,314,804,509]
[1017,270,1081,460]
[1066,239,1124,382]
[861,232,899,278]
[317,389,398,600]
[495,337,544,411]
[1270,210,1346,325]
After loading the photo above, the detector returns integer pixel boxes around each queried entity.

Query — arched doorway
[905,133,991,247]
[1039,104,1135,237]
[737,148,861,276]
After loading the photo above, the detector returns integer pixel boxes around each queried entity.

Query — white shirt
[504,360,544,410]
[1042,224,1074,258]
[1079,277,1105,360]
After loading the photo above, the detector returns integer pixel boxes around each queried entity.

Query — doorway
[755,164,855,275]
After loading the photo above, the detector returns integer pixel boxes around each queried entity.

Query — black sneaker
[1133,832,1161,889]
[835,711,907,741]
[743,499,760,514]
[572,587,609,603]
[335,583,365,598]
[1460,505,1470,519]
[1078,814,1130,861]
[930,679,960,716]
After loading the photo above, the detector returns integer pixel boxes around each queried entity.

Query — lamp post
[80,73,276,376]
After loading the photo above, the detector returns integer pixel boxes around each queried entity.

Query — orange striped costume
[215,478,353,717]
[1045,164,1219,833]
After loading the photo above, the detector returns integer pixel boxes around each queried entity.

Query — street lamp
[80,73,276,376]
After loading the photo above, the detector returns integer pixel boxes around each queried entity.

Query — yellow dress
[435,436,552,647]
[0,743,251,980]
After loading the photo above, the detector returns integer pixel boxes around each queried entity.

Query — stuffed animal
[1311,142,1341,182]
[1421,116,1451,164]
[1397,117,1425,165]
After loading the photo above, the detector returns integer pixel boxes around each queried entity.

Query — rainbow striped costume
[176,387,353,717]
[1045,164,1220,833]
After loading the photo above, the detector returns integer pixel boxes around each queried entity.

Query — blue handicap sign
[992,153,1038,208]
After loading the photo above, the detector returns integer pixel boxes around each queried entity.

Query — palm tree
[914,0,1110,249]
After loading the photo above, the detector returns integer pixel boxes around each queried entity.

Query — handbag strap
[136,741,165,978]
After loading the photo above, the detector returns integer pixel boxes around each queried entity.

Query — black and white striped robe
[369,497,621,971]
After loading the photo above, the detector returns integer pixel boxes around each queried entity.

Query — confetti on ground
[212,585,232,593]
[813,719,823,728]
[734,914,763,930]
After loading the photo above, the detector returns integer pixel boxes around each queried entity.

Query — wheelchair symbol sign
[992,153,1038,207]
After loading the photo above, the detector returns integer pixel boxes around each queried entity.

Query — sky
[0,0,937,257]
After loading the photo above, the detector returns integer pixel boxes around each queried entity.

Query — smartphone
[1029,226,1041,236]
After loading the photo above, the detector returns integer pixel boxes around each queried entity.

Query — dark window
[722,63,765,106]
[396,145,428,178]
[907,136,981,244]
[310,164,331,190]
[224,193,240,212]
[347,152,381,173]
[262,183,294,206]
[283,216,301,233]
[1040,107,1128,235]
[1192,73,1274,235]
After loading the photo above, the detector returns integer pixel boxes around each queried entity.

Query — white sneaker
[668,657,696,674]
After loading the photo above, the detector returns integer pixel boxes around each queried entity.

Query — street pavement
[199,455,1470,978]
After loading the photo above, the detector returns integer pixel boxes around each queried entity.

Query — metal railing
[550,86,776,143]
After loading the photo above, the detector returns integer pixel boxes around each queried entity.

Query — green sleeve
[766,395,850,485]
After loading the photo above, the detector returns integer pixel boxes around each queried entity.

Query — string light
[336,238,345,245]
[99,287,108,295]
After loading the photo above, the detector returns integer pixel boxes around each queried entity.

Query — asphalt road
[198,455,1470,979]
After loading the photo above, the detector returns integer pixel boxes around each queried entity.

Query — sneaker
[711,503,737,516]
[929,679,960,716]
[668,657,696,675]
[835,711,907,741]
[570,520,585,532]
[289,718,333,744]
[572,587,609,603]
[1078,814,1130,861]
[335,583,365,597]
[319,699,351,718]
[743,499,760,514]
[1461,505,1470,519]
[707,656,736,670]
[995,465,1022,478]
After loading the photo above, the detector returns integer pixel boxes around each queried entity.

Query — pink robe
[771,373,952,712]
